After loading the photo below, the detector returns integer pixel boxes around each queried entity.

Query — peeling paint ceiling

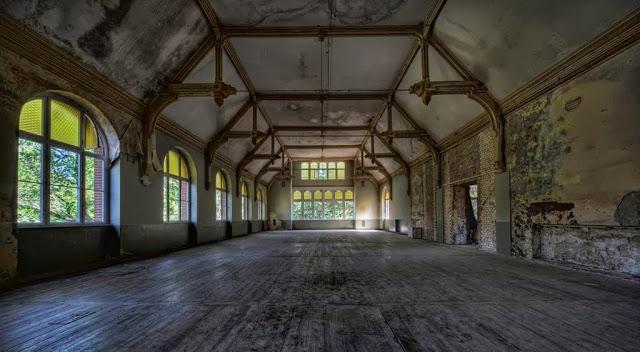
[4,0,635,180]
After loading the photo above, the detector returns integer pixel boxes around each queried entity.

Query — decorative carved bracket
[213,39,236,107]
[141,92,177,184]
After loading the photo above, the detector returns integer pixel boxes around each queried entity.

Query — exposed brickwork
[441,127,497,251]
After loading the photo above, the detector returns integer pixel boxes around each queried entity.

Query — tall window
[299,161,346,180]
[17,96,107,225]
[383,190,390,219]
[241,181,249,220]
[337,162,346,179]
[345,190,354,219]
[303,190,312,219]
[215,171,227,220]
[292,189,354,220]
[256,190,264,220]
[163,149,190,222]
[292,190,302,219]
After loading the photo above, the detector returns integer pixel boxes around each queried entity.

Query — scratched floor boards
[0,230,638,351]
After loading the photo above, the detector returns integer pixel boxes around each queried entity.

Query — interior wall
[0,42,268,284]
[440,127,497,251]
[355,179,379,229]
[268,179,292,230]
[384,173,411,234]
[506,42,640,274]
[410,160,436,240]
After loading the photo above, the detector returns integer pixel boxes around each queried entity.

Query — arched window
[163,149,190,222]
[337,161,346,180]
[318,162,327,180]
[328,162,336,180]
[310,162,318,180]
[292,190,302,219]
[323,190,334,219]
[334,190,344,219]
[256,190,264,220]
[300,162,309,180]
[215,171,227,221]
[303,190,312,219]
[345,190,354,219]
[241,181,249,220]
[383,189,390,219]
[17,95,107,224]
[313,190,323,219]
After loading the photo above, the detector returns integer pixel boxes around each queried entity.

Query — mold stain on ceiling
[1,0,210,100]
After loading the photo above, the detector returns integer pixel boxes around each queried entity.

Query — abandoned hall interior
[0,1,639,351]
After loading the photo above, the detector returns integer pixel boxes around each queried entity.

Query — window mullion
[43,97,51,225]
[79,114,85,224]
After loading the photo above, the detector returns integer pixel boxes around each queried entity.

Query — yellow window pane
[328,162,335,169]
[301,169,308,180]
[337,162,345,169]
[83,116,101,153]
[319,162,326,169]
[384,191,390,200]
[303,191,312,200]
[257,191,263,201]
[313,190,322,200]
[50,99,80,146]
[345,190,353,200]
[293,191,302,200]
[180,158,189,178]
[216,172,226,189]
[241,182,247,196]
[328,169,336,179]
[301,162,308,169]
[335,190,343,200]
[168,150,180,176]
[19,99,43,136]
[310,162,318,169]
[337,170,345,179]
[324,190,333,200]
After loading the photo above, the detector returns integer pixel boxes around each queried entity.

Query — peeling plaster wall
[506,44,640,274]
[385,174,411,234]
[355,179,379,230]
[409,160,436,240]
[1,0,210,100]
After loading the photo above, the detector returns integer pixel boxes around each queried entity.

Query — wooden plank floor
[1,230,639,351]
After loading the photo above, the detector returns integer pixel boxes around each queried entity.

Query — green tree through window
[17,96,107,224]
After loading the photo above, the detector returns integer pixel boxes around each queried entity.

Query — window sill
[18,223,112,229]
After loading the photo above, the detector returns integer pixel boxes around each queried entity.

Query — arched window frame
[256,190,264,220]
[240,181,249,220]
[310,162,318,180]
[163,148,191,223]
[383,189,390,220]
[17,94,109,225]
[337,162,346,180]
[300,162,309,180]
[215,171,228,221]
[292,190,302,219]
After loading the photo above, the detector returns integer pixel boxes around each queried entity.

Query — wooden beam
[222,25,421,37]
[273,125,370,132]
[236,136,275,196]
[257,92,386,101]
[195,0,222,38]
[285,145,361,149]
[422,0,448,35]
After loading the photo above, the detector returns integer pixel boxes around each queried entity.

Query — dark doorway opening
[453,183,479,245]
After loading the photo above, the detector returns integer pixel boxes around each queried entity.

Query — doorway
[452,183,478,245]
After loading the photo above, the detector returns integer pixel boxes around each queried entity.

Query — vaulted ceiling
[3,0,639,183]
